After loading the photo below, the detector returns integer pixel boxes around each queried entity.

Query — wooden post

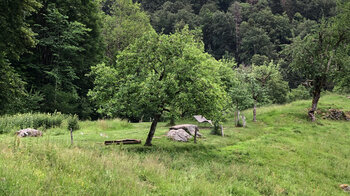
[70,128,73,145]
[220,125,224,137]
[194,129,197,144]
[253,100,257,122]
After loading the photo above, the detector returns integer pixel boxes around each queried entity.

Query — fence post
[70,128,73,145]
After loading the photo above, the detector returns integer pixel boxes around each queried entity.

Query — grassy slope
[1,94,350,195]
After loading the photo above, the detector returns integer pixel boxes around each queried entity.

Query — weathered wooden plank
[104,139,141,145]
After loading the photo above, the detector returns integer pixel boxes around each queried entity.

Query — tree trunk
[308,87,321,122]
[144,114,161,146]
[234,110,237,126]
[236,110,240,127]
[253,100,257,122]
[242,115,246,127]
[220,125,224,137]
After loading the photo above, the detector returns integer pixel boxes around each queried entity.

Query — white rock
[16,128,43,137]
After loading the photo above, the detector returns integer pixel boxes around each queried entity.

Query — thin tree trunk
[242,115,246,127]
[308,88,321,122]
[220,125,224,137]
[253,100,257,122]
[234,110,237,126]
[144,114,161,146]
[236,110,240,127]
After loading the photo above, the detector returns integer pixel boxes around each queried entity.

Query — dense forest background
[1,0,349,120]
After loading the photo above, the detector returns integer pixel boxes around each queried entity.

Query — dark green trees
[0,0,41,114]
[13,0,104,117]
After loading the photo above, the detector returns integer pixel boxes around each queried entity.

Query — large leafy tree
[288,2,350,121]
[89,28,228,146]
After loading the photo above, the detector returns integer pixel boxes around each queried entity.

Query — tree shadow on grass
[122,142,244,164]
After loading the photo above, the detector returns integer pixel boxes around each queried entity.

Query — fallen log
[104,139,141,145]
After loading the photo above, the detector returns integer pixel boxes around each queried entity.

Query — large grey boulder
[167,129,192,142]
[16,128,43,137]
[170,124,202,137]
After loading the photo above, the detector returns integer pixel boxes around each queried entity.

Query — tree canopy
[1,0,349,124]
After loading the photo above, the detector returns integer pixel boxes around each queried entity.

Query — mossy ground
[1,94,350,195]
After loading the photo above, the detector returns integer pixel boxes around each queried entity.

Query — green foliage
[0,0,41,114]
[1,0,348,122]
[88,63,119,117]
[151,1,200,34]
[201,10,235,59]
[11,0,104,117]
[252,61,289,104]
[0,113,69,134]
[229,69,253,111]
[0,57,26,114]
[67,114,80,131]
[240,22,275,65]
[101,0,153,65]
[90,27,228,122]
[0,0,41,59]
[287,85,310,102]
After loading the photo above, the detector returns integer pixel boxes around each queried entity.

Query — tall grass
[0,112,76,134]
[0,94,350,195]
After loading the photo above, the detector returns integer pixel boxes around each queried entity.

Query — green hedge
[0,112,77,134]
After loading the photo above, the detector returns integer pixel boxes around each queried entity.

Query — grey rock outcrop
[167,129,192,142]
[170,124,202,137]
[16,128,43,137]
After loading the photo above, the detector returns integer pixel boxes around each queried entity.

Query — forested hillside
[1,0,349,121]
[1,1,350,195]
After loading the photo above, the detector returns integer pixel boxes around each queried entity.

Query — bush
[211,121,223,135]
[67,114,80,131]
[287,85,310,103]
[0,112,77,134]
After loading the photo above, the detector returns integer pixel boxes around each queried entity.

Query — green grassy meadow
[1,94,350,195]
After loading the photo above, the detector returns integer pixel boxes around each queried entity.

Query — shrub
[0,112,77,134]
[67,114,80,131]
[211,121,223,135]
[287,85,310,103]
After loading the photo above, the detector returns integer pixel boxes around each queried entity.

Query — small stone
[340,184,350,192]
